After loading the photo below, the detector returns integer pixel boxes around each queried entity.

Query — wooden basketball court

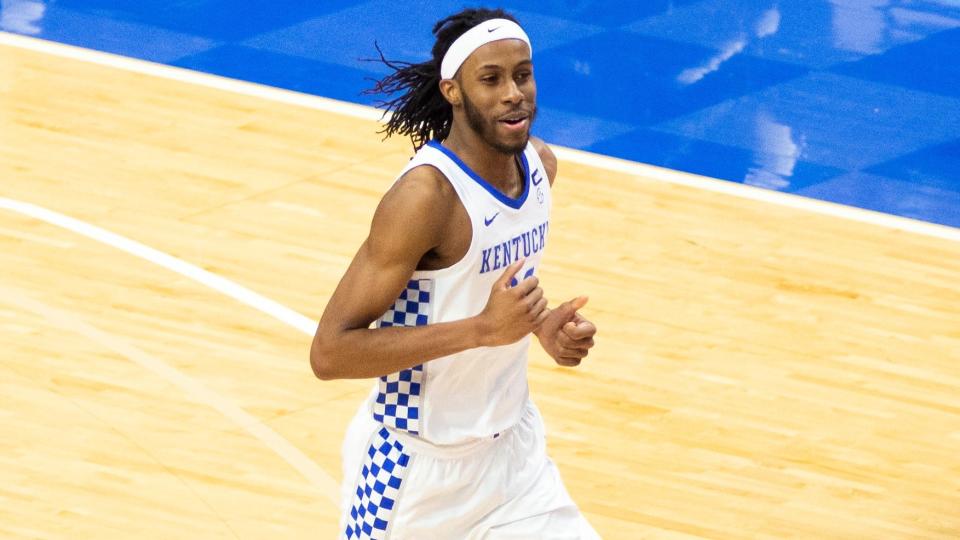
[1,36,959,539]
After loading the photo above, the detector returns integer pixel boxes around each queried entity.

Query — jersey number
[510,266,536,288]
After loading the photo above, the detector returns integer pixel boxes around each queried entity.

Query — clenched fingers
[555,357,582,367]
[558,344,591,358]
[513,275,539,296]
[529,295,548,316]
[562,320,597,341]
[558,335,595,352]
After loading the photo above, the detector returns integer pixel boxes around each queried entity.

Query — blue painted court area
[2,0,958,227]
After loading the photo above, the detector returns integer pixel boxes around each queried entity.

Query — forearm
[311,317,483,380]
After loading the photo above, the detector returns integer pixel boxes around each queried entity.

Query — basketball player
[310,8,600,539]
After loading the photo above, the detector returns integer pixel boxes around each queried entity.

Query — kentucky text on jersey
[479,220,550,274]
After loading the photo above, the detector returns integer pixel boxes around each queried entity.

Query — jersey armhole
[402,163,479,279]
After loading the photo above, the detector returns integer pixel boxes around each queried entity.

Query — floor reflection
[677,6,780,85]
[0,0,47,35]
[746,112,802,190]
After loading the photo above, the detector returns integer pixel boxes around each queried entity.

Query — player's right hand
[476,259,549,346]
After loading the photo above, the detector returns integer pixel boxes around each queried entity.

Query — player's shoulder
[393,161,456,204]
[366,162,456,255]
[529,136,558,185]
[376,162,456,227]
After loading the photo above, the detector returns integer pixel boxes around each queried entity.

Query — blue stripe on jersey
[426,140,531,209]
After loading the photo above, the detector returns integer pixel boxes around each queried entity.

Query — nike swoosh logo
[487,26,500,33]
[484,212,500,226]
[531,169,544,186]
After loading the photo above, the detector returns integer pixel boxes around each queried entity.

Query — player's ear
[439,78,462,107]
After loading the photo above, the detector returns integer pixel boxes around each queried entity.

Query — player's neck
[443,125,523,196]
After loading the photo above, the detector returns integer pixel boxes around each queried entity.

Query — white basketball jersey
[364,140,552,445]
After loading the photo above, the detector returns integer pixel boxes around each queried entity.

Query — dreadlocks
[365,8,520,150]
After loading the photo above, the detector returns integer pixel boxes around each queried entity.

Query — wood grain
[1,40,958,539]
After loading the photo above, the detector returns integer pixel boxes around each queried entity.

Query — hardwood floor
[2,37,958,539]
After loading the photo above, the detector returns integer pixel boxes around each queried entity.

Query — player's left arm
[529,137,598,367]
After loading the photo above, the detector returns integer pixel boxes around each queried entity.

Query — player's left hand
[536,296,597,367]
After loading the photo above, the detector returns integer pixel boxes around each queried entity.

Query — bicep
[318,170,446,333]
[319,242,413,333]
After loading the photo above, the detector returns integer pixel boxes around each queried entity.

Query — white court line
[0,283,340,505]
[2,30,958,243]
[0,198,316,335]
[0,197,339,505]
[550,146,960,244]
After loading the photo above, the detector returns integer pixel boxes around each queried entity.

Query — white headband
[440,18,532,80]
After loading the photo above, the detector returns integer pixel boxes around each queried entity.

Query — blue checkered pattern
[343,427,411,540]
[377,279,432,328]
[373,365,423,433]
[373,279,432,434]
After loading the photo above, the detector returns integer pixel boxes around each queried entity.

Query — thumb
[495,258,526,289]
[553,296,589,321]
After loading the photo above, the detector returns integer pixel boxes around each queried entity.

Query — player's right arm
[310,165,548,380]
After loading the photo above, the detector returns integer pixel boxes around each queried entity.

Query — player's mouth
[498,112,530,132]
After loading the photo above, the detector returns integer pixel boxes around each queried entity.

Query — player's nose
[502,79,523,104]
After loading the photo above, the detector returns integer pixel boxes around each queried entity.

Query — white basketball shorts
[338,399,601,539]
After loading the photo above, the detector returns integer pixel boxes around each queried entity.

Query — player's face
[458,39,537,154]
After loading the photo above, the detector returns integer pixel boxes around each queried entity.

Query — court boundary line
[1,31,957,244]
[0,198,339,506]
[0,198,316,334]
